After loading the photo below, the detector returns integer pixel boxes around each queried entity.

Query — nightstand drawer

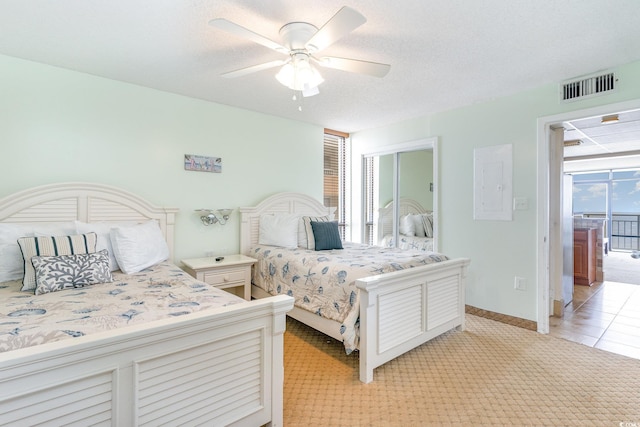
[181,254,256,301]
[203,268,246,286]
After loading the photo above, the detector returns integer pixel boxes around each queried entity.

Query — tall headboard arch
[0,182,179,260]
[239,192,333,255]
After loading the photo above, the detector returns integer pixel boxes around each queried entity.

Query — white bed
[378,198,434,251]
[240,192,470,383]
[0,182,293,427]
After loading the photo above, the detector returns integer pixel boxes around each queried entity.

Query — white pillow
[412,214,426,237]
[399,214,415,236]
[109,220,170,274]
[75,221,138,271]
[259,213,299,249]
[0,222,77,283]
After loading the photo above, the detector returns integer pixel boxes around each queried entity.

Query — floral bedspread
[380,235,434,252]
[0,262,244,353]
[250,242,448,353]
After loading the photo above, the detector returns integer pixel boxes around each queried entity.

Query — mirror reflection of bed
[378,198,434,252]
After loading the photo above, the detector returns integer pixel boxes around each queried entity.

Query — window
[323,129,348,240]
[363,155,375,245]
[571,168,640,251]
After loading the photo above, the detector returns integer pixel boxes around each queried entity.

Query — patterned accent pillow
[31,249,113,295]
[17,233,98,292]
[310,221,343,251]
[421,213,434,238]
[299,215,331,250]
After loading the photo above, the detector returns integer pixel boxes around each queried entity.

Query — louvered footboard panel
[137,329,265,426]
[427,274,460,329]
[377,284,424,353]
[0,370,113,427]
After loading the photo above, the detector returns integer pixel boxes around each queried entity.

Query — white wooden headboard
[239,192,333,255]
[378,198,430,241]
[0,182,179,260]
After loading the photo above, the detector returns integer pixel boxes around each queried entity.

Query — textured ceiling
[1,1,640,133]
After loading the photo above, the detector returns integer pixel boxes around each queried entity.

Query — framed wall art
[184,154,222,173]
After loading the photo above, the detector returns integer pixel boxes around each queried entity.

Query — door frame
[536,99,640,333]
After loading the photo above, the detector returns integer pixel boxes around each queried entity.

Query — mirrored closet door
[362,138,438,252]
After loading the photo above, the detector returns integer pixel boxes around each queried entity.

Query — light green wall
[399,150,433,210]
[378,153,394,206]
[377,150,433,210]
[0,55,324,263]
[352,60,640,321]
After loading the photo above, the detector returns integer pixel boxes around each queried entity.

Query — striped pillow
[421,213,434,238]
[17,233,98,292]
[299,215,331,250]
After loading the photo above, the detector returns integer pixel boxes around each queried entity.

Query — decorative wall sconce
[196,208,233,226]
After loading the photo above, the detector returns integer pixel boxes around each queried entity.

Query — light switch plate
[513,197,529,211]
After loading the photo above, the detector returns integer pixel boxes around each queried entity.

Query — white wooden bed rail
[0,296,293,427]
[240,192,470,383]
[356,257,468,383]
[0,182,294,426]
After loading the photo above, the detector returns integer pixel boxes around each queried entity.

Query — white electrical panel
[473,144,513,221]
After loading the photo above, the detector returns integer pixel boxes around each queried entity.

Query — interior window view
[549,110,640,360]
[2,3,640,426]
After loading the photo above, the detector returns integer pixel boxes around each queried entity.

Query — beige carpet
[283,315,640,426]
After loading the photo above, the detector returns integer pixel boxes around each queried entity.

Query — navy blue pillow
[310,221,343,251]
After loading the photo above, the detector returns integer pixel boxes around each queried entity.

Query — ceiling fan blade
[305,6,366,52]
[209,18,288,53]
[316,57,390,78]
[221,60,287,78]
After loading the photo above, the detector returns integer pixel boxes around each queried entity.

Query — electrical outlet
[514,276,526,291]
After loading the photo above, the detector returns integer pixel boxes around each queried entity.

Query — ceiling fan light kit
[275,52,324,92]
[209,6,390,102]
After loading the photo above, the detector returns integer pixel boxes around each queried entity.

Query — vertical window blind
[363,156,375,245]
[324,129,348,240]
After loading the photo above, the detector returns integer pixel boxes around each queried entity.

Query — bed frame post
[358,290,375,383]
[269,304,289,427]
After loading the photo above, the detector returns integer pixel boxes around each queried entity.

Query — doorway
[539,101,640,360]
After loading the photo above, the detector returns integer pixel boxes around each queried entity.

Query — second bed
[240,192,470,383]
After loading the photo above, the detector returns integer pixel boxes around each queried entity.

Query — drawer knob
[223,275,229,282]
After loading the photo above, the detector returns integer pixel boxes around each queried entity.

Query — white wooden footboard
[356,258,469,383]
[0,295,293,427]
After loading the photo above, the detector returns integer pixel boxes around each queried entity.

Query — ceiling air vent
[561,71,617,102]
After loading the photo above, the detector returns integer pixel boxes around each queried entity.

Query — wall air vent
[561,71,617,102]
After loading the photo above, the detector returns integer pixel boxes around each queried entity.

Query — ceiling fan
[209,6,390,97]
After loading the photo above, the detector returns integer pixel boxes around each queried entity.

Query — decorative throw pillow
[17,232,98,292]
[32,249,113,295]
[0,222,76,283]
[258,213,299,249]
[110,220,170,274]
[310,221,343,251]
[299,215,331,249]
[421,213,434,238]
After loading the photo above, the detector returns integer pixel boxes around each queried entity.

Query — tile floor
[549,258,640,359]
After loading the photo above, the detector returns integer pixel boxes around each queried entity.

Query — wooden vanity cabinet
[574,228,596,286]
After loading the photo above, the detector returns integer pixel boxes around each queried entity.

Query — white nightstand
[181,254,256,301]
